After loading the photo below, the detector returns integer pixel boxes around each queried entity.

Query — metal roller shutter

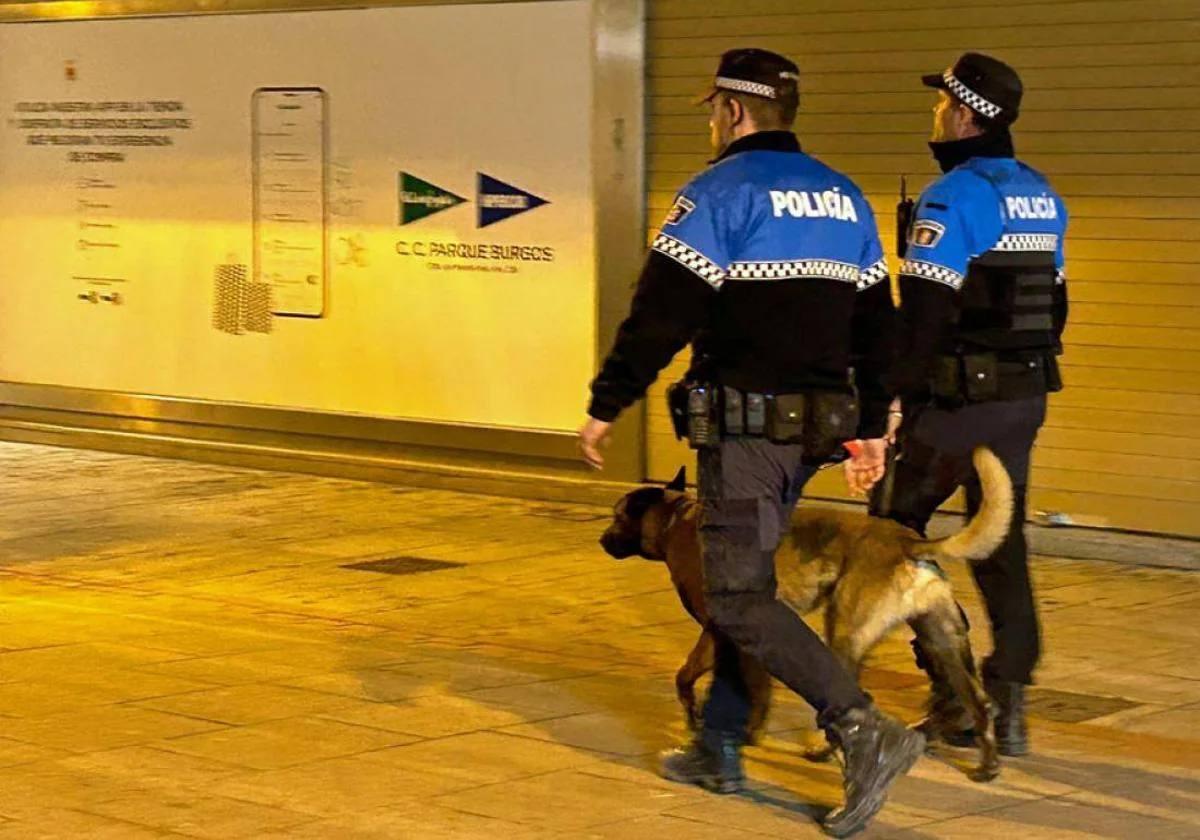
[643,0,1200,536]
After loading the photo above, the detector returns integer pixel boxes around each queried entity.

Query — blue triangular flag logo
[477,173,549,228]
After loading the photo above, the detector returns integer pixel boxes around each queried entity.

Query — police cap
[923,52,1023,125]
[698,48,800,110]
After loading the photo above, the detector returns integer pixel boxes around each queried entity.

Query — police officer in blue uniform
[876,53,1069,756]
[578,49,923,838]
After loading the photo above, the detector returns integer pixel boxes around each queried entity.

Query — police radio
[686,386,721,449]
[896,175,914,259]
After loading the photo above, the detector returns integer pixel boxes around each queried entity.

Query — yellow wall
[644,0,1200,536]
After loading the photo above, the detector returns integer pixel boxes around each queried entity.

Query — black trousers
[873,396,1047,685]
[698,437,868,741]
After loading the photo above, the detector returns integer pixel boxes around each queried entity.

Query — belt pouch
[1045,354,1063,392]
[666,381,690,440]
[932,356,962,401]
[745,393,766,436]
[764,394,807,444]
[962,353,1000,402]
[803,391,860,461]
[722,387,745,436]
[686,386,721,449]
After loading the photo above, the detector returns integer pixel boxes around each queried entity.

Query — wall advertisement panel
[0,1,595,432]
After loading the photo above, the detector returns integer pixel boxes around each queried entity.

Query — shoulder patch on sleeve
[910,220,946,248]
[663,195,696,226]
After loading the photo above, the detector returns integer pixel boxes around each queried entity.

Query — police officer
[578,49,923,838]
[876,53,1069,756]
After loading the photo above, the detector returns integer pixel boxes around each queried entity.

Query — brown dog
[599,447,1012,782]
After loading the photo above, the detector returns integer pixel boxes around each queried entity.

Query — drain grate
[341,556,464,576]
[525,505,610,523]
[1026,687,1139,723]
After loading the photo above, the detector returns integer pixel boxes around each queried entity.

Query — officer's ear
[953,99,983,139]
[727,95,747,128]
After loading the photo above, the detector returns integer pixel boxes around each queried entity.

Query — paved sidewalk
[1,441,1197,839]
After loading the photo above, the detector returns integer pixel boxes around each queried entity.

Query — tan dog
[599,447,1012,782]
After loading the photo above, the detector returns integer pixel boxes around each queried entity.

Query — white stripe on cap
[943,70,1003,119]
[715,76,777,100]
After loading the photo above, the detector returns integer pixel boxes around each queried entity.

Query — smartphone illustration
[252,87,327,318]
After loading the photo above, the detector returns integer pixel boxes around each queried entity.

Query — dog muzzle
[599,531,641,559]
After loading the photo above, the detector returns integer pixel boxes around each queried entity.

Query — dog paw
[968,761,1001,783]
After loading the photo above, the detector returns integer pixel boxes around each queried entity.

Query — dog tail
[925,447,1013,562]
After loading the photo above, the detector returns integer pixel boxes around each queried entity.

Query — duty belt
[667,382,859,463]
[933,351,1061,404]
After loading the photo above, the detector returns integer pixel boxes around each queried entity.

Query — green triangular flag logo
[399,172,466,225]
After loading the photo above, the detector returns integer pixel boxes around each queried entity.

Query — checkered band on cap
[993,233,1059,252]
[857,258,889,291]
[943,71,1003,119]
[900,258,964,289]
[715,76,777,100]
[652,233,726,289]
[727,259,860,283]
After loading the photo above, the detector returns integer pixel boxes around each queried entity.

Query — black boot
[658,731,744,794]
[822,706,925,838]
[986,677,1029,757]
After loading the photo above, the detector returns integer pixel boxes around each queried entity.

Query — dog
[599,447,1012,782]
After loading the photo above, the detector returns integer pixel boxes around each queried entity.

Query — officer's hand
[844,438,888,496]
[578,417,613,470]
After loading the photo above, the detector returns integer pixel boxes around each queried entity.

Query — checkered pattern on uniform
[993,233,1059,252]
[1055,268,1066,286]
[715,76,777,99]
[857,258,889,291]
[900,258,965,289]
[727,259,860,283]
[652,233,727,289]
[943,71,1003,119]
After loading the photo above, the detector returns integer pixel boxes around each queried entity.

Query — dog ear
[666,466,687,492]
